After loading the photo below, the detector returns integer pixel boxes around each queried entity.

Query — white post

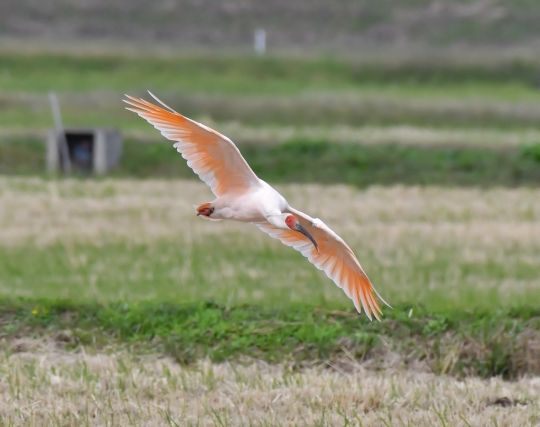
[48,92,71,173]
[254,28,266,56]
[94,130,106,175]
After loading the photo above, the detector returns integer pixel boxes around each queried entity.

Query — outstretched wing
[256,207,389,320]
[124,93,261,197]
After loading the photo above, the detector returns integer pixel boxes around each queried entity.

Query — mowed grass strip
[4,91,540,131]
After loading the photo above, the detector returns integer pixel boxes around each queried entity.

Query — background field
[1,1,540,425]
[1,178,539,425]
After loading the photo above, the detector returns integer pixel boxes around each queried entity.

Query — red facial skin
[196,203,214,217]
[285,215,297,229]
[198,207,213,216]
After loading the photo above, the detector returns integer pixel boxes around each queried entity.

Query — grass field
[4,0,540,52]
[4,52,540,132]
[1,178,539,376]
[3,52,540,190]
[1,49,540,424]
[2,178,540,310]
[1,351,539,426]
[1,177,539,424]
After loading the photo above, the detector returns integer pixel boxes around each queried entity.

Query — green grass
[3,52,540,95]
[3,136,540,187]
[0,231,538,312]
[2,299,538,378]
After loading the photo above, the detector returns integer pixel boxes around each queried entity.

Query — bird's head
[284,214,318,251]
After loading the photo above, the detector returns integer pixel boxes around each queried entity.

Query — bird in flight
[124,93,389,320]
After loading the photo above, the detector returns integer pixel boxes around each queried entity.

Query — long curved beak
[295,223,319,252]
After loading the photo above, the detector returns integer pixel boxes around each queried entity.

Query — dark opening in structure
[60,132,94,173]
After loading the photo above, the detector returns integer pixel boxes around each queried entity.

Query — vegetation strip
[2,300,538,379]
[4,53,540,93]
[3,136,540,186]
[4,53,540,131]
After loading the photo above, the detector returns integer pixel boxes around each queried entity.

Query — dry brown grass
[2,177,540,248]
[0,345,538,426]
[211,122,540,147]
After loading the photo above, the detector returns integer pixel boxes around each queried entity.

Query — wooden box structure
[47,128,122,175]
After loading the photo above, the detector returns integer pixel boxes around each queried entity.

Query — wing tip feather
[373,286,393,309]
[147,90,177,113]
[351,274,387,321]
[358,285,373,321]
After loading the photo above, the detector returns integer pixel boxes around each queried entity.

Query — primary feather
[124,94,259,197]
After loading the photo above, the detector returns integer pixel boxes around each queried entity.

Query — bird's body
[205,180,288,222]
[124,93,389,320]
